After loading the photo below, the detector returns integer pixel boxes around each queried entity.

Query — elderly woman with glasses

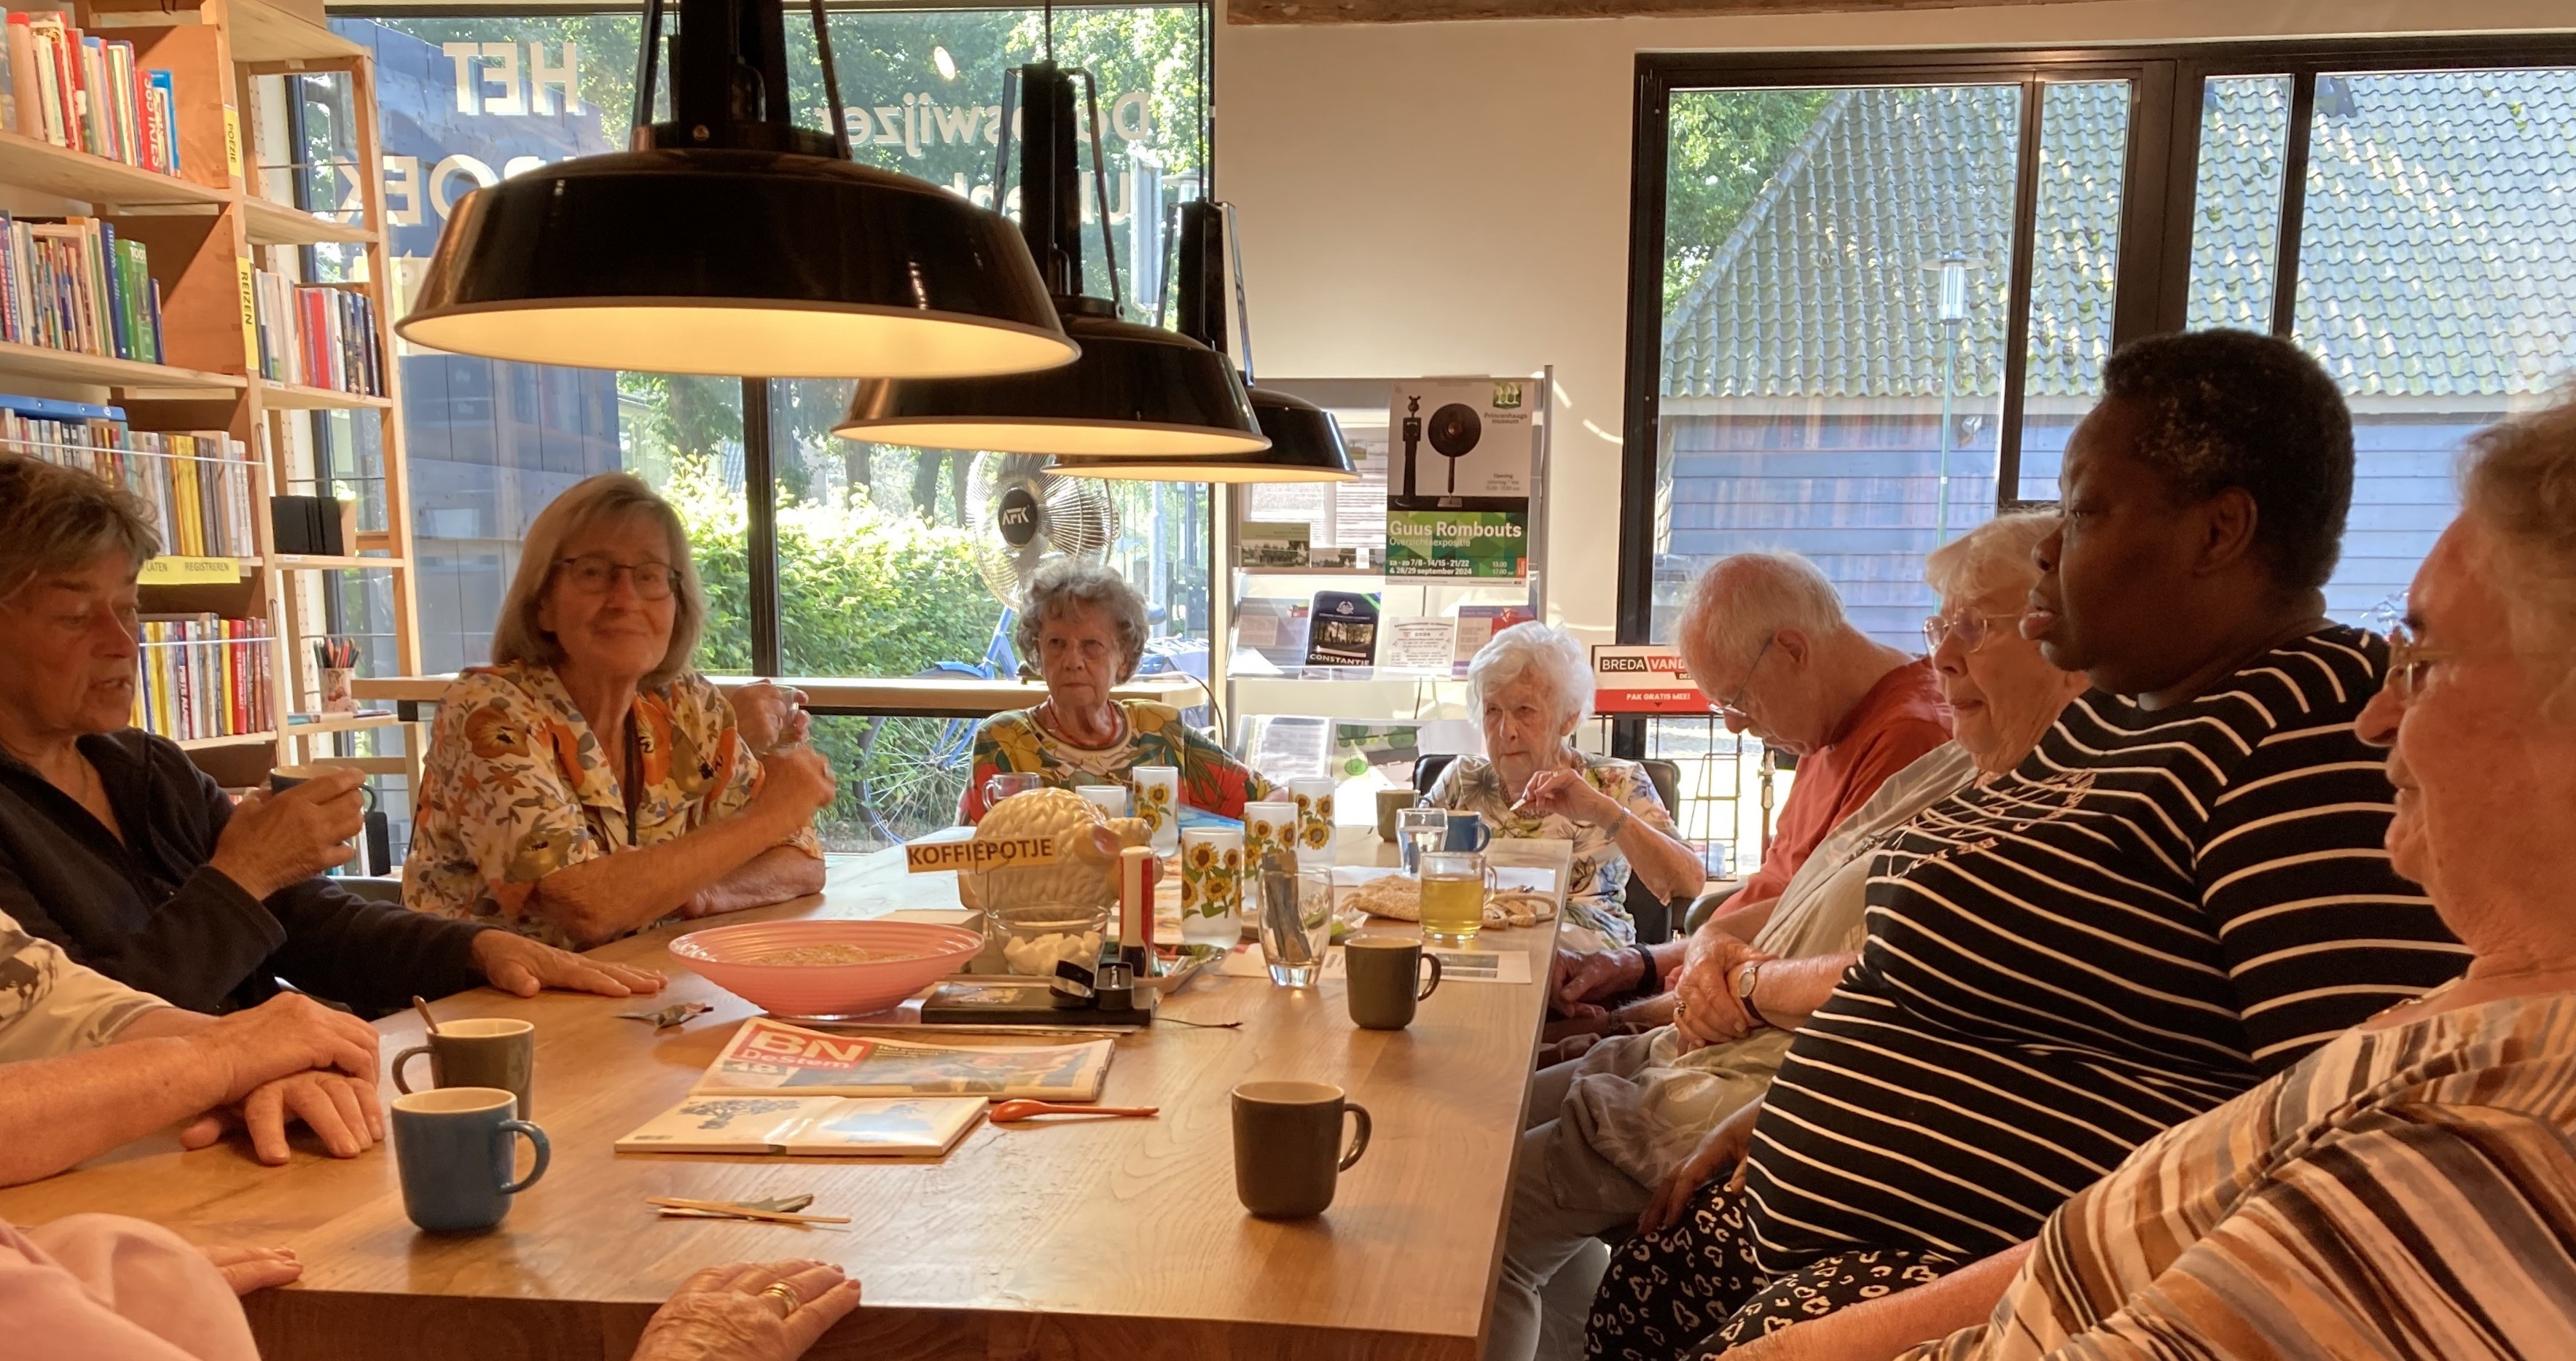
[1583,329,2470,1361]
[1423,622,1704,951]
[406,474,835,950]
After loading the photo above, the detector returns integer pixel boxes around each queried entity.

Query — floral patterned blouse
[962,699,1275,823]
[1423,751,1677,946]
[404,661,823,948]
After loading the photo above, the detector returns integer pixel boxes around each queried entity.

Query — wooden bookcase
[4,0,416,789]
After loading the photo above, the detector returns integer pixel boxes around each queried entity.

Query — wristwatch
[1734,961,1769,1029]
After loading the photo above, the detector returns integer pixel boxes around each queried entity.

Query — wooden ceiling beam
[1229,0,2054,23]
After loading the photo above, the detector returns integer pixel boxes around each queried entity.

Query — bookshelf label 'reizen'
[138,556,243,584]
[235,259,259,370]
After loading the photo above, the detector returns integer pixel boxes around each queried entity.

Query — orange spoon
[989,1099,1161,1123]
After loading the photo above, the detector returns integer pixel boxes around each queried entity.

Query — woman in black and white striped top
[1586,331,2470,1361]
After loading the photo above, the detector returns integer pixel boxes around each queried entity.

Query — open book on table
[616,1095,984,1157]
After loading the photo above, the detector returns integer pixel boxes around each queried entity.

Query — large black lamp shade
[1070,385,1355,481]
[395,0,1076,380]
[834,63,1264,458]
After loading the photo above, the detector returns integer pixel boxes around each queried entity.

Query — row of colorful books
[1,12,181,174]
[0,392,255,558]
[0,214,163,362]
[251,270,384,397]
[133,614,274,743]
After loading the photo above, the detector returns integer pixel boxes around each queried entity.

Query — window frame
[1617,35,2576,650]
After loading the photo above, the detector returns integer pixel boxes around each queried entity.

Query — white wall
[1215,0,2575,646]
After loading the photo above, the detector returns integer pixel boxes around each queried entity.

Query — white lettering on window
[431,154,499,218]
[528,42,579,116]
[479,42,525,117]
[383,154,423,226]
[441,43,482,114]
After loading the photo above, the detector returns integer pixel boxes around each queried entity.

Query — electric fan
[964,453,1122,610]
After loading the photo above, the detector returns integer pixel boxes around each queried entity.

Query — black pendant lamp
[833,62,1268,459]
[394,0,1076,380]
[1070,199,1356,483]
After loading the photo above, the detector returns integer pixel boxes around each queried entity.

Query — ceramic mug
[1344,935,1444,1030]
[1441,809,1492,853]
[1232,1080,1371,1219]
[1287,778,1337,854]
[393,1018,536,1119]
[391,1088,549,1233]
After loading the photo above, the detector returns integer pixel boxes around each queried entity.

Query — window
[1625,41,2576,878]
[337,7,1210,851]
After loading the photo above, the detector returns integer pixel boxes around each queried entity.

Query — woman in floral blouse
[406,475,834,950]
[961,561,1272,823]
[1425,623,1703,948]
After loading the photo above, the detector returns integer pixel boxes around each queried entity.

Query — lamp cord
[807,0,850,157]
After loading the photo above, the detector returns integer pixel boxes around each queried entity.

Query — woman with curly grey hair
[962,559,1272,822]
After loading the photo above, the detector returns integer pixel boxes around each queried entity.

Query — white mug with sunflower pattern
[1178,827,1244,945]
[1132,765,1181,855]
[1287,778,1336,855]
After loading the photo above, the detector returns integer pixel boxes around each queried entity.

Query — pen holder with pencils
[313,638,359,714]
[319,667,355,715]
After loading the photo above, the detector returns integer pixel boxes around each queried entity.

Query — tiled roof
[1661,72,2576,400]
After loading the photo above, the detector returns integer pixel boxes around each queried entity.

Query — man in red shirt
[1555,552,1953,1040]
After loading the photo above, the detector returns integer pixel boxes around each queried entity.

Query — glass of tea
[1417,851,1495,946]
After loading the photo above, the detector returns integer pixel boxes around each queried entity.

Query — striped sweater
[1901,989,2576,1361]
[1740,626,2469,1271]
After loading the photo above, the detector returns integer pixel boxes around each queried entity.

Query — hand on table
[633,1260,864,1361]
[730,682,811,753]
[196,1244,302,1295]
[471,929,668,998]
[1640,1099,1761,1236]
[1516,768,1625,825]
[209,771,367,899]
[176,1069,384,1165]
[185,993,379,1099]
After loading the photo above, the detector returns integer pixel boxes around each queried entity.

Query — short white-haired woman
[1423,622,1703,949]
[406,473,834,950]
[961,559,1272,822]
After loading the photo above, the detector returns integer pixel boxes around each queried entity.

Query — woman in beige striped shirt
[1719,394,2576,1361]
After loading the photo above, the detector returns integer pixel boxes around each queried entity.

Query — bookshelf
[1,0,418,789]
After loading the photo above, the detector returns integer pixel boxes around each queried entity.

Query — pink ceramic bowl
[670,920,982,1018]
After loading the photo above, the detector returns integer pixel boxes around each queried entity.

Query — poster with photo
[1386,377,1538,579]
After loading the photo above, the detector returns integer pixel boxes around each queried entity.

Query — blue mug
[1442,810,1492,852]
[392,1087,550,1233]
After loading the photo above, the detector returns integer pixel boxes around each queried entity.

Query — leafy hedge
[665,460,1005,848]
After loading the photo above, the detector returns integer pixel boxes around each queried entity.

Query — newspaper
[693,1017,1111,1101]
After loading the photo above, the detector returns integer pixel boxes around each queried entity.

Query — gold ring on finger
[758,1282,803,1319]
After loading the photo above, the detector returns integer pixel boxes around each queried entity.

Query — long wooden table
[0,832,1565,1360]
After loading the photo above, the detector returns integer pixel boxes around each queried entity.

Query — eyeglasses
[2383,622,2459,706]
[557,555,676,600]
[1720,638,1772,720]
[1922,610,2019,656]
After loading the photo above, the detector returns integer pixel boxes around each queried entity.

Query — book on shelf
[1,12,180,174]
[689,1017,1113,1101]
[614,1094,985,1158]
[250,270,384,397]
[133,612,273,743]
[0,391,256,556]
[0,213,163,363]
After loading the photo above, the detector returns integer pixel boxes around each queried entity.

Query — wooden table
[0,832,1564,1360]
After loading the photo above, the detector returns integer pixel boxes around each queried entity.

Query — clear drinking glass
[1418,850,1495,946]
[1396,806,1446,876]
[982,771,1044,806]
[1257,867,1335,988]
[1178,827,1245,947]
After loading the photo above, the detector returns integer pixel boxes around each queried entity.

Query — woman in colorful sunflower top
[1424,623,1704,949]
[960,560,1272,824]
[406,473,836,950]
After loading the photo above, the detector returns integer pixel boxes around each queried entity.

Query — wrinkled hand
[633,1260,864,1361]
[471,929,668,999]
[178,1069,383,1166]
[1672,933,1771,1052]
[1640,1100,1761,1236]
[1553,946,1645,1010]
[729,682,810,753]
[750,744,836,827]
[210,771,366,900]
[187,992,380,1104]
[196,1244,302,1296]
[1517,768,1625,824]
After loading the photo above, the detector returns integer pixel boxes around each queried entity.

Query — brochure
[616,1095,984,1157]
[693,1017,1113,1101]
